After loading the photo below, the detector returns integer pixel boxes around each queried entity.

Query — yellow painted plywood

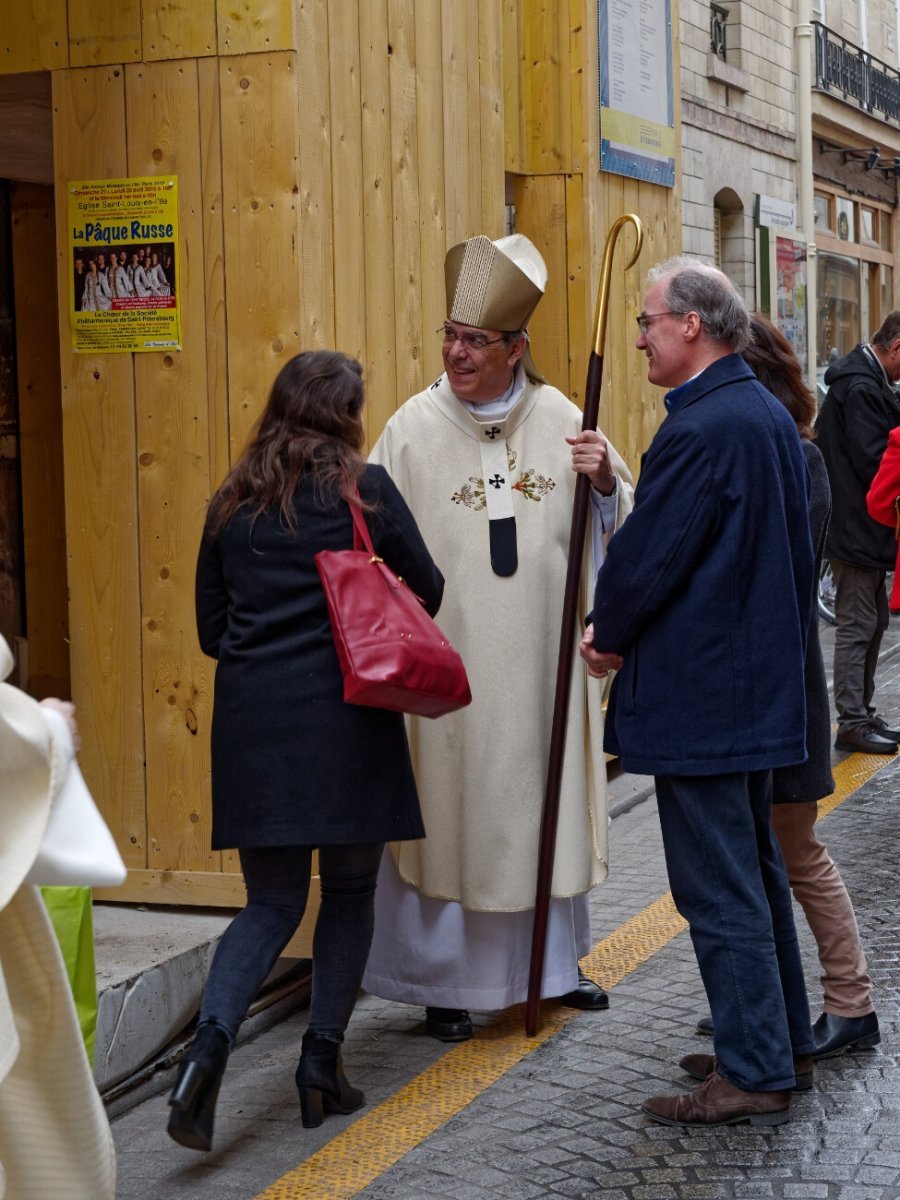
[412,0,446,393]
[502,0,523,174]
[11,182,70,700]
[68,0,142,67]
[197,56,231,497]
[359,1,399,444]
[51,66,146,867]
[143,0,217,61]
[217,0,294,55]
[219,52,302,455]
[440,0,468,249]
[513,174,569,395]
[124,59,218,873]
[521,0,570,174]
[477,0,505,237]
[296,0,335,351]
[388,0,423,404]
[464,0,482,241]
[0,3,67,73]
[329,3,367,365]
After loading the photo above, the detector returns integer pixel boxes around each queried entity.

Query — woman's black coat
[195,464,444,849]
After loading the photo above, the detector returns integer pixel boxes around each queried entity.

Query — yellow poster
[69,176,181,354]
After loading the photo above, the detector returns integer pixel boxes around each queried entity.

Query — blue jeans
[655,770,814,1092]
[199,842,384,1045]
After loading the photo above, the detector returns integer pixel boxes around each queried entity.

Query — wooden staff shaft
[525,215,642,1037]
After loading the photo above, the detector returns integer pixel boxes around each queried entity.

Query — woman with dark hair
[167,350,443,1151]
[685,314,878,1074]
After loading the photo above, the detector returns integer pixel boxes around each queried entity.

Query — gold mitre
[444,234,548,382]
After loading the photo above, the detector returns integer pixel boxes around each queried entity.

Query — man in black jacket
[816,313,900,754]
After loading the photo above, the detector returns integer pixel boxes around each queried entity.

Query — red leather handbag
[315,496,472,718]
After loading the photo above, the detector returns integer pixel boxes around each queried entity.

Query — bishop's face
[442,321,525,404]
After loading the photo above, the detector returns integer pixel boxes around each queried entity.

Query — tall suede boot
[295,1031,364,1129]
[166,1023,230,1152]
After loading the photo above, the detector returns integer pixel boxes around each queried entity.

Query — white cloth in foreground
[0,635,116,1200]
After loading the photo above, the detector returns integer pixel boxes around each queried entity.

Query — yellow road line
[254,750,895,1200]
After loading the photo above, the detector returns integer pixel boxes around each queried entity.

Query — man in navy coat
[582,258,816,1127]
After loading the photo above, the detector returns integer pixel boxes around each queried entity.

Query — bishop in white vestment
[362,234,634,1039]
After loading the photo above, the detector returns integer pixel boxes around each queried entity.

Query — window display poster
[776,236,808,378]
[68,176,181,354]
[598,0,675,187]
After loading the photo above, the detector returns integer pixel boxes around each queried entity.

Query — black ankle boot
[167,1024,230,1151]
[295,1031,364,1129]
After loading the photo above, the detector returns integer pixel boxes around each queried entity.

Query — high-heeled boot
[294,1031,365,1129]
[166,1023,230,1151]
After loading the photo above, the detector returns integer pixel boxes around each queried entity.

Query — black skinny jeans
[198,842,384,1045]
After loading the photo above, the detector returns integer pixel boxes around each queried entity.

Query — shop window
[817,252,860,369]
[860,206,877,246]
[814,192,833,234]
[882,264,894,319]
[880,213,892,251]
[835,197,856,243]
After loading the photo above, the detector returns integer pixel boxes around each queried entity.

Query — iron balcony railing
[813,21,900,124]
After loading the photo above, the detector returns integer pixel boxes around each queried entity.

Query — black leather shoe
[812,1011,881,1059]
[872,715,900,740]
[695,1015,714,1036]
[425,1007,474,1042]
[834,722,898,754]
[558,969,610,1011]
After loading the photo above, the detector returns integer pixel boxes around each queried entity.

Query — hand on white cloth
[40,698,81,753]
[579,624,623,678]
[566,430,617,495]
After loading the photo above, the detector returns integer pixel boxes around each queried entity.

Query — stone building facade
[680,0,900,384]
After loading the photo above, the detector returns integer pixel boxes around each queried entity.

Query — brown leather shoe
[679,1051,814,1092]
[642,1071,791,1127]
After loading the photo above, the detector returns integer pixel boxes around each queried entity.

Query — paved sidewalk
[111,617,900,1199]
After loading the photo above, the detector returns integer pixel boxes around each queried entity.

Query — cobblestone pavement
[111,622,900,1200]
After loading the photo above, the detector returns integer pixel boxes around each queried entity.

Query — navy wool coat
[196,464,444,849]
[593,353,814,777]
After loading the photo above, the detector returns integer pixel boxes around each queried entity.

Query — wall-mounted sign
[756,194,797,230]
[598,0,675,187]
[68,176,181,354]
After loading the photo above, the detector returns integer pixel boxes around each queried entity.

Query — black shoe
[812,1011,881,1060]
[424,1007,474,1042]
[834,722,898,754]
[295,1031,365,1128]
[871,714,900,740]
[695,1015,714,1036]
[167,1024,230,1152]
[558,969,610,1011]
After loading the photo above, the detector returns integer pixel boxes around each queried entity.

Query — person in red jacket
[866,425,900,614]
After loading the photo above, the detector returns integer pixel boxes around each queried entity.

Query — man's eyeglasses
[635,310,686,335]
[439,326,508,352]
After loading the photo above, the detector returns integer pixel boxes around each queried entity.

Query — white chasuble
[368,374,634,913]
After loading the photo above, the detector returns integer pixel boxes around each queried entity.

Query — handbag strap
[349,484,376,555]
